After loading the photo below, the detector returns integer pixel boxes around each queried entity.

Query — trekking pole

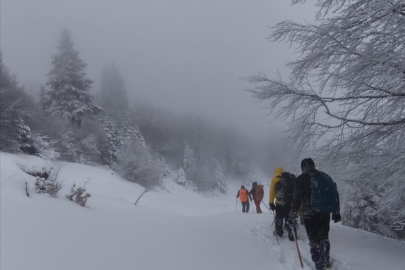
[291,225,304,269]
[261,200,270,212]
[271,210,279,245]
[235,198,238,213]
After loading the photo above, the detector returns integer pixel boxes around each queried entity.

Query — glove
[269,203,276,211]
[332,211,341,223]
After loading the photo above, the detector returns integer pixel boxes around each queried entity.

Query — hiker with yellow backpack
[269,167,297,241]
[249,182,264,213]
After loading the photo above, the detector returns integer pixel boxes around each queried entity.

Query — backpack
[275,172,295,204]
[255,185,264,201]
[308,172,339,214]
[239,189,248,202]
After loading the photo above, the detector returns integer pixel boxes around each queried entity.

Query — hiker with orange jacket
[250,182,264,213]
[236,185,252,213]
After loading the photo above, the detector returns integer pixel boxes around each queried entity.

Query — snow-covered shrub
[34,177,62,197]
[116,140,163,189]
[33,166,63,197]
[66,183,91,207]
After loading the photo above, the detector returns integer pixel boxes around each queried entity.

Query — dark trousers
[241,201,250,213]
[304,214,331,270]
[275,204,292,236]
[254,200,262,213]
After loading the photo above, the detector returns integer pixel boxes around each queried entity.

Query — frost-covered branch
[250,0,405,238]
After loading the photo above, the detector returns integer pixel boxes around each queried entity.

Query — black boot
[310,242,326,270]
[321,240,331,268]
[288,230,294,241]
[288,229,295,241]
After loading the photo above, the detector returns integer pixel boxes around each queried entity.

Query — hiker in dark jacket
[289,158,341,270]
[249,182,264,213]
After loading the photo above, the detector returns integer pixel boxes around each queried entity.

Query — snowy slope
[1,153,405,270]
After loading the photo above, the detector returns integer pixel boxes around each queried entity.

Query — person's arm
[269,177,277,204]
[246,189,252,200]
[336,184,341,211]
[236,190,240,198]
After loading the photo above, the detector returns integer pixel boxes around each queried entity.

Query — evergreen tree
[42,29,101,127]
[100,64,128,116]
[183,144,196,171]
[213,162,227,194]
[0,54,36,153]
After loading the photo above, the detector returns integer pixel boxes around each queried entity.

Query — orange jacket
[236,189,250,202]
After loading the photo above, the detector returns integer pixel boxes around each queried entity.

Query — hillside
[1,153,404,270]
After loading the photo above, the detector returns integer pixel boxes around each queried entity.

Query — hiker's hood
[273,167,284,177]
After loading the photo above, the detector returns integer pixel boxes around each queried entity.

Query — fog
[1,0,314,140]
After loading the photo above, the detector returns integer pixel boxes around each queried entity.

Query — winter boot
[321,239,331,268]
[310,243,325,270]
[288,229,295,241]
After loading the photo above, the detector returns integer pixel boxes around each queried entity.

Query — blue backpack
[308,172,339,214]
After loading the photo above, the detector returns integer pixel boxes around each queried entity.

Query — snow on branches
[249,0,405,238]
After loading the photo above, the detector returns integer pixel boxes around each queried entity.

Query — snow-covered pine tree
[101,117,121,165]
[213,162,227,194]
[100,114,146,166]
[176,167,198,192]
[16,118,36,155]
[0,54,37,154]
[100,64,128,117]
[42,29,102,127]
[183,144,196,171]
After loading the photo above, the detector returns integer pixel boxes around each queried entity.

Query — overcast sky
[1,0,315,140]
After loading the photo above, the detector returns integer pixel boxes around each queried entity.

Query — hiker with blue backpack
[288,158,341,270]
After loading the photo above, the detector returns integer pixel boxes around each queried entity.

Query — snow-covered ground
[1,152,404,270]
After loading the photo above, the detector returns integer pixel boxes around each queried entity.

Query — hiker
[289,158,341,270]
[249,182,264,213]
[269,167,297,241]
[236,185,252,213]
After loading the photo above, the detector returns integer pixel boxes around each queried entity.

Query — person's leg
[319,214,331,266]
[275,204,286,236]
[242,202,246,212]
[246,200,250,213]
[283,205,295,241]
[255,200,262,213]
[304,214,324,270]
